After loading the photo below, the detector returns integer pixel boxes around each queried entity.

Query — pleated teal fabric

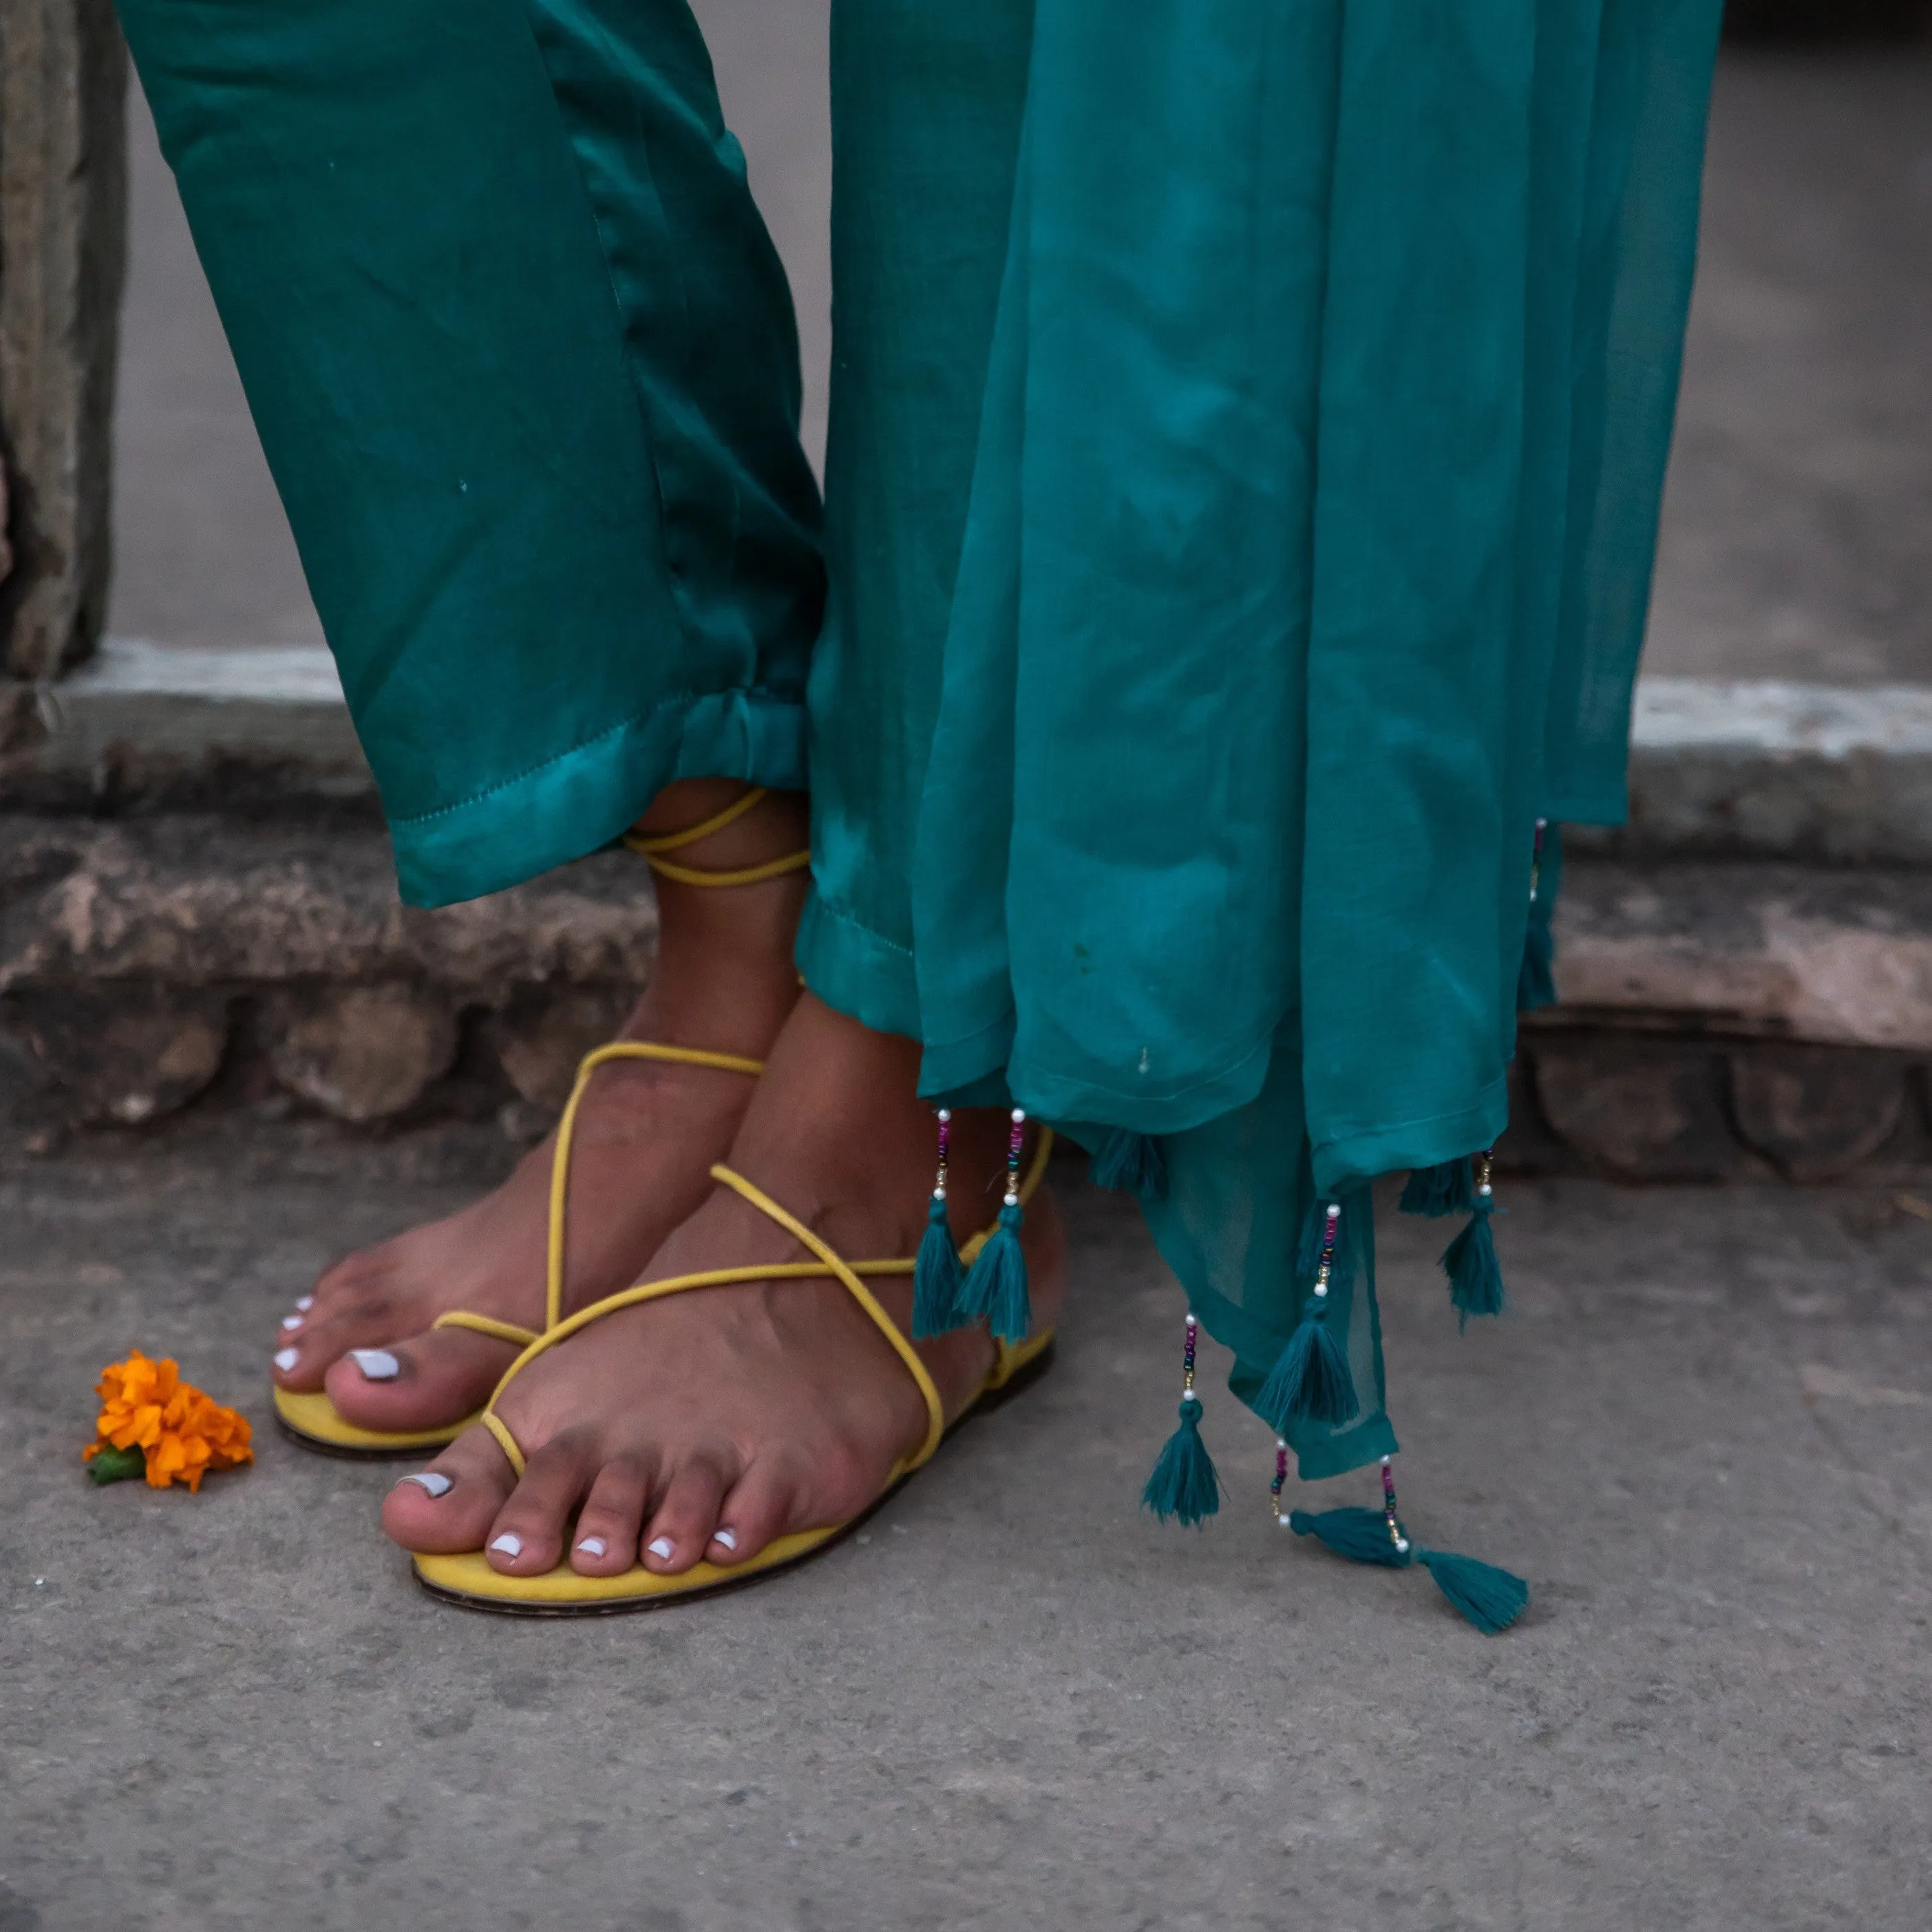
[123,0,1721,1487]
[811,0,1721,1477]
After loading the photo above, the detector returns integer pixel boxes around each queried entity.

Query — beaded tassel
[1441,1147,1506,1328]
[1257,1198,1359,1430]
[1288,1456,1530,1633]
[1518,816,1559,1012]
[1142,1313,1220,1525]
[911,1109,966,1338]
[959,1108,1030,1343]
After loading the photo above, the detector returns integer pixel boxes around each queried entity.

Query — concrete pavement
[3,1125,1929,1929]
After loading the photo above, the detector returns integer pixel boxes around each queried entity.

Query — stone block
[0,0,128,677]
[1728,1043,1908,1180]
[1549,860,1932,1051]
[0,814,658,997]
[263,983,456,1124]
[4,981,226,1123]
[484,985,637,1112]
[1528,1034,1759,1181]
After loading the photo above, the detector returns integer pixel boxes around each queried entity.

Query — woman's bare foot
[270,784,809,1436]
[381,994,1065,1575]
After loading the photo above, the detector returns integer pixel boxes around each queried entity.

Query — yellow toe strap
[432,1311,542,1348]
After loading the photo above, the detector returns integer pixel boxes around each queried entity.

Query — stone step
[8,645,1932,862]
[1,807,1925,1182]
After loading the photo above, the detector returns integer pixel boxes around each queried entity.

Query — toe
[641,1454,731,1574]
[321,1326,513,1432]
[707,1458,799,1568]
[381,1428,514,1553]
[270,1291,413,1392]
[571,1452,655,1575]
[482,1430,598,1575]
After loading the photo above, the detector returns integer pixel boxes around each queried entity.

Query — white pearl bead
[937,1107,951,1121]
[1010,1107,1026,1123]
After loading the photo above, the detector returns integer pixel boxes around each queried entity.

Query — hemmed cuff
[1311,1075,1510,1196]
[387,687,807,908]
[795,891,924,1042]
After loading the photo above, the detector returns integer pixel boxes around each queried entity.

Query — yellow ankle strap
[624,787,811,887]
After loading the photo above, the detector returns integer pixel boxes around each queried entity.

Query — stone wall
[0,0,126,683]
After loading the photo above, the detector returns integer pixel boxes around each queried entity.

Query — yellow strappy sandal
[412,1132,1055,1614]
[273,788,806,1457]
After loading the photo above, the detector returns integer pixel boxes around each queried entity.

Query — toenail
[575,1536,606,1558]
[713,1528,738,1552]
[489,1533,522,1557]
[349,1348,401,1381]
[273,1348,299,1371]
[281,1315,303,1331]
[397,1472,452,1498]
[296,1295,315,1310]
[648,1537,674,1560]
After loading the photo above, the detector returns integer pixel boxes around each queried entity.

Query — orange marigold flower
[83,1349,254,1492]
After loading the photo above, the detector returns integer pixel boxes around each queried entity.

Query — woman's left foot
[381,994,1063,1576]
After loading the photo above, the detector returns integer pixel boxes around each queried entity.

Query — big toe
[381,1430,516,1553]
[323,1328,513,1432]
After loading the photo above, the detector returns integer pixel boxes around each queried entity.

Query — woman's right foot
[269,784,809,1438]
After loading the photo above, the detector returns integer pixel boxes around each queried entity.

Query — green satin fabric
[120,0,1719,1483]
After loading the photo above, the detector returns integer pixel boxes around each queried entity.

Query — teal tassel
[1142,1396,1220,1525]
[911,1193,966,1339]
[1414,1546,1530,1634]
[1257,1296,1359,1430]
[1442,1208,1506,1330]
[959,1202,1030,1343]
[1288,1505,1410,1568]
[1090,1128,1168,1198]
[1399,1158,1473,1218]
[1293,1192,1362,1293]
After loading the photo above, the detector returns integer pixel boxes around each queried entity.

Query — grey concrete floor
[4,1125,1930,1929]
[108,30,1931,683]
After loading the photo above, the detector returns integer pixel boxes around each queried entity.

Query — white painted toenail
[273,1348,299,1372]
[489,1533,522,1557]
[713,1528,738,1552]
[576,1536,606,1558]
[296,1295,315,1310]
[648,1537,673,1560]
[281,1315,303,1331]
[398,1472,452,1498]
[349,1348,401,1381]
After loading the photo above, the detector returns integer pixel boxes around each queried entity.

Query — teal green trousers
[118,0,1721,1487]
